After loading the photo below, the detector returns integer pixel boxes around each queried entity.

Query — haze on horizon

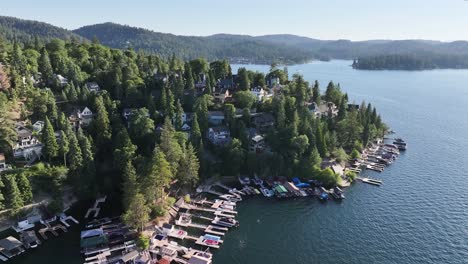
[2,0,468,42]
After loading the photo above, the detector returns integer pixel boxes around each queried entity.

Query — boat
[238,176,251,185]
[393,138,407,150]
[212,217,239,228]
[20,231,41,249]
[260,188,274,197]
[252,175,263,186]
[331,187,345,199]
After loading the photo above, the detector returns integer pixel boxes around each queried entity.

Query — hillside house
[69,107,94,130]
[252,113,275,132]
[207,126,231,146]
[308,102,338,118]
[85,82,101,93]
[250,87,271,102]
[13,124,42,160]
[250,135,265,153]
[213,87,231,103]
[54,74,68,87]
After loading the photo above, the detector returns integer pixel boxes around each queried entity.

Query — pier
[84,196,107,219]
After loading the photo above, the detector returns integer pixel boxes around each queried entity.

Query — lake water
[9,60,468,264]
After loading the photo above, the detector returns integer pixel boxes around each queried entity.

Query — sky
[2,0,468,41]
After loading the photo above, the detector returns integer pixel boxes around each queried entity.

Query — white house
[32,121,45,132]
[213,87,231,103]
[69,107,94,130]
[86,82,100,93]
[250,135,265,153]
[54,74,68,86]
[250,87,271,102]
[13,124,42,160]
[308,102,338,118]
[207,126,231,146]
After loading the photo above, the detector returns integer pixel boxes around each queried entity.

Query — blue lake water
[9,60,468,264]
[213,61,468,264]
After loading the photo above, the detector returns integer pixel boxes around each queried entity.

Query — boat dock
[84,196,107,219]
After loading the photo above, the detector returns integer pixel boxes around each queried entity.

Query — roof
[285,182,299,192]
[0,236,23,251]
[209,126,229,133]
[251,135,264,143]
[162,223,173,229]
[188,255,211,264]
[80,235,108,248]
[158,257,172,264]
[81,228,104,239]
[16,126,32,138]
[275,185,288,193]
[121,250,139,262]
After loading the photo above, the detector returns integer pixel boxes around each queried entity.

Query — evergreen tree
[176,143,200,187]
[238,68,250,91]
[77,128,94,162]
[312,80,321,104]
[337,97,347,121]
[94,96,111,144]
[16,173,33,204]
[184,62,195,91]
[143,148,173,203]
[159,117,182,175]
[174,100,184,130]
[59,130,69,166]
[191,113,202,149]
[67,132,83,171]
[4,175,24,213]
[316,123,328,157]
[121,161,138,210]
[122,193,150,231]
[42,117,58,162]
[38,47,53,85]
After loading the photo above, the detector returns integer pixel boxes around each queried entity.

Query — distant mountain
[72,23,312,64]
[2,15,468,68]
[0,16,84,43]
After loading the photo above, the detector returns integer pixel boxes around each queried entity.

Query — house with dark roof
[207,126,231,146]
[86,82,101,93]
[252,113,275,132]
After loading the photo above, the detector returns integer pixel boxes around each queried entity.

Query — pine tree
[174,99,184,130]
[94,96,111,144]
[238,68,250,91]
[122,161,139,210]
[67,132,83,171]
[143,148,173,203]
[38,47,53,86]
[159,117,182,175]
[16,173,33,204]
[4,175,24,213]
[312,80,321,104]
[42,117,58,162]
[77,128,94,162]
[316,123,327,157]
[184,62,195,91]
[176,143,200,187]
[276,99,286,129]
[122,193,150,231]
[165,87,175,120]
[191,113,202,149]
[59,130,69,166]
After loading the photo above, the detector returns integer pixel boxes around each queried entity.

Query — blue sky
[2,0,468,41]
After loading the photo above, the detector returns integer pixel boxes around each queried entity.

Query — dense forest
[3,15,468,69]
[352,53,468,70]
[0,32,386,228]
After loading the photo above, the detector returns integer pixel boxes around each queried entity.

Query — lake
[10,60,468,264]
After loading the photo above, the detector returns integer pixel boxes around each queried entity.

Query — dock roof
[0,236,23,251]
